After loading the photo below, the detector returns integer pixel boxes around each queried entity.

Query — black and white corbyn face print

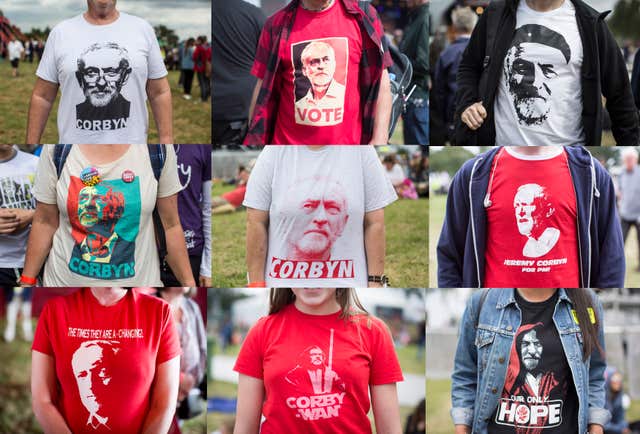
[75,42,132,131]
[504,24,571,126]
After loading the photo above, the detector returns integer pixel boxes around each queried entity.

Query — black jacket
[454,0,639,146]
[633,49,640,110]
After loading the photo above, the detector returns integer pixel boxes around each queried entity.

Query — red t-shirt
[233,304,404,434]
[222,184,247,208]
[32,289,181,434]
[484,147,580,287]
[253,1,364,144]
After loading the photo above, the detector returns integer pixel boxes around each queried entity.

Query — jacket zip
[469,157,484,287]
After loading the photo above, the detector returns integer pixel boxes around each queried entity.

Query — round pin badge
[80,166,101,187]
[122,170,135,183]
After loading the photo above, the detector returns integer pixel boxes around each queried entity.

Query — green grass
[213,182,429,288]
[429,192,640,288]
[426,378,640,434]
[0,59,210,143]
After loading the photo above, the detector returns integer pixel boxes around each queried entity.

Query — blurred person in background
[8,35,24,78]
[233,288,403,434]
[404,398,426,434]
[604,368,630,434]
[180,38,196,100]
[158,288,207,433]
[400,0,430,145]
[212,164,252,215]
[0,144,38,287]
[617,147,640,272]
[3,288,32,342]
[632,48,640,112]
[193,35,211,103]
[212,0,266,145]
[433,7,477,143]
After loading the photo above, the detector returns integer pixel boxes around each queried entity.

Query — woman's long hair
[565,289,603,361]
[269,288,368,320]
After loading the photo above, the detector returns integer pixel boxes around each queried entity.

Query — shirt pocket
[475,328,496,372]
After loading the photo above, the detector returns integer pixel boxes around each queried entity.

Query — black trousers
[161,255,203,286]
[621,218,640,267]
[182,69,195,95]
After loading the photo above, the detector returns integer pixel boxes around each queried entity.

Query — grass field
[212,183,429,288]
[208,343,425,433]
[0,59,211,144]
[426,378,640,434]
[429,193,640,288]
[0,319,206,434]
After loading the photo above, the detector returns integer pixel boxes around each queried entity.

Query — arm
[234,374,265,434]
[31,351,72,434]
[371,383,402,434]
[141,356,180,434]
[364,208,385,287]
[598,22,640,145]
[594,164,626,288]
[248,79,263,124]
[157,194,196,287]
[22,202,59,282]
[450,296,479,430]
[26,78,58,144]
[370,69,392,145]
[199,180,212,286]
[587,292,610,432]
[147,77,173,144]
[246,208,269,285]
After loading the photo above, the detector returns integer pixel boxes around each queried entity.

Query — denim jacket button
[506,325,513,331]
[491,387,498,393]
[498,357,505,363]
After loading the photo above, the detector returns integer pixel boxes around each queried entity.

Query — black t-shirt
[212,0,266,121]
[487,290,579,434]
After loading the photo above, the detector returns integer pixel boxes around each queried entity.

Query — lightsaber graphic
[325,328,334,393]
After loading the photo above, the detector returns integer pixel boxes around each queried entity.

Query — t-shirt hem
[233,366,264,380]
[242,199,269,211]
[35,70,59,84]
[365,195,397,212]
[157,349,182,365]
[33,193,57,205]
[157,185,183,199]
[31,346,54,357]
[370,374,404,385]
[149,71,169,80]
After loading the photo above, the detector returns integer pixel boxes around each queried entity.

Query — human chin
[87,88,117,107]
[292,288,336,306]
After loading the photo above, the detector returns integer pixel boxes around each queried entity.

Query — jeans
[403,95,429,145]
[197,72,210,102]
[621,218,640,267]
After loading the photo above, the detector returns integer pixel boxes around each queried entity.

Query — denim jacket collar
[495,288,572,310]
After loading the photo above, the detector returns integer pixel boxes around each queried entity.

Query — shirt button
[492,388,498,394]
[498,357,505,363]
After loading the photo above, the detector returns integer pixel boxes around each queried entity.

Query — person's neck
[294,299,341,315]
[525,0,565,12]
[84,8,119,25]
[78,144,130,164]
[508,146,559,156]
[516,288,557,302]
[0,147,16,161]
[90,288,128,306]
[301,0,335,12]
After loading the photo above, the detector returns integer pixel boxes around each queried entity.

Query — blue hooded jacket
[437,146,625,288]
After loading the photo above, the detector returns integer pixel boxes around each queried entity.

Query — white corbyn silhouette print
[513,183,560,258]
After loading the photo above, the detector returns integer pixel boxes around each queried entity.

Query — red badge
[122,170,135,183]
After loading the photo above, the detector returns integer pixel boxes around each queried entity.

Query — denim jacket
[451,288,610,434]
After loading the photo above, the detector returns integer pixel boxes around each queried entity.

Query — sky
[1,0,211,40]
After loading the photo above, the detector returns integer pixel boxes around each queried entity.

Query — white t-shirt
[495,0,584,146]
[243,145,397,288]
[386,163,405,186]
[36,13,167,144]
[0,149,39,268]
[32,145,182,286]
[8,40,24,60]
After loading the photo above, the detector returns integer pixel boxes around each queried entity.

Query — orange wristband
[20,275,37,285]
[247,281,266,288]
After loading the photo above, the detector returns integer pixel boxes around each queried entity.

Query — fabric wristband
[19,275,37,285]
[247,281,266,288]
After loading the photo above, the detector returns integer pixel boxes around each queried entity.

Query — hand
[199,275,212,287]
[454,424,471,434]
[588,424,604,434]
[12,209,35,231]
[178,372,196,401]
[0,209,20,234]
[461,102,487,130]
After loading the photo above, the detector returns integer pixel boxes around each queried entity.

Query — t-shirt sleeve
[156,303,182,364]
[251,18,273,80]
[32,145,59,205]
[36,27,59,83]
[233,317,266,380]
[146,21,168,79]
[157,145,183,198]
[32,302,54,356]
[362,147,398,212]
[242,147,275,211]
[368,317,404,385]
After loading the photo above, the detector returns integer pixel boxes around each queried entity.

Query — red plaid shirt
[243,0,392,145]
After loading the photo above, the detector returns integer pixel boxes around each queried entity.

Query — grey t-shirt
[619,166,640,221]
[0,150,39,268]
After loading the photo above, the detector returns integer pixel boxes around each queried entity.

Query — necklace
[300,0,335,11]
